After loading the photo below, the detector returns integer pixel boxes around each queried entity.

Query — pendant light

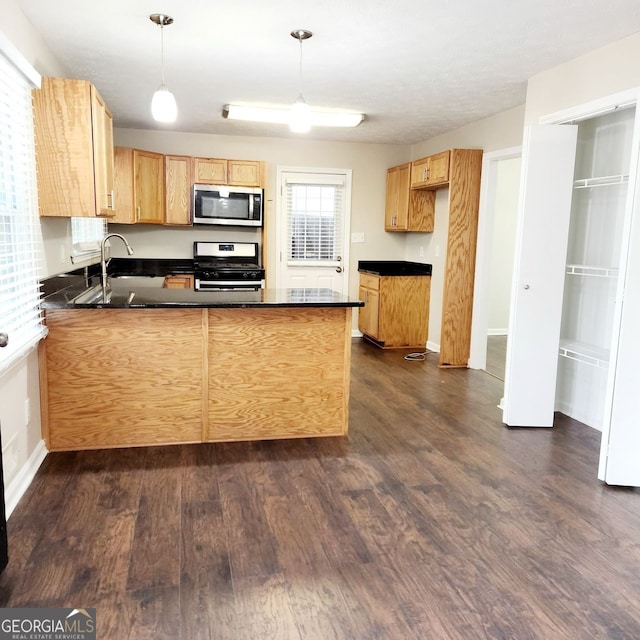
[150,13,177,123]
[289,29,312,133]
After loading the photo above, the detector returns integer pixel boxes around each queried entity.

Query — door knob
[0,332,8,348]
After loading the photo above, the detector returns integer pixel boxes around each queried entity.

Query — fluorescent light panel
[223,104,365,128]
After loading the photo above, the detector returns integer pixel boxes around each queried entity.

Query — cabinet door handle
[336,266,343,273]
[136,206,141,221]
[107,190,115,209]
[0,332,8,348]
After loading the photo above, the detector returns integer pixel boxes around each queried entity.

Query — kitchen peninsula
[40,277,362,451]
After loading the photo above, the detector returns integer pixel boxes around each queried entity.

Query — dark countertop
[41,259,362,309]
[42,277,362,310]
[358,260,432,276]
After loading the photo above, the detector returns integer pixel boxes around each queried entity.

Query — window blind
[285,174,345,263]
[0,41,46,370]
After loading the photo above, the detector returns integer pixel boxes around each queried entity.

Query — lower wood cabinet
[163,274,194,289]
[358,273,430,348]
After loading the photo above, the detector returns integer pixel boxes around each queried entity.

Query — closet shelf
[573,174,629,189]
[559,339,609,368]
[565,264,619,278]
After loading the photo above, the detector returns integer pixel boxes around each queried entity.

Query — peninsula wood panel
[207,307,351,442]
[439,148,483,367]
[42,309,203,451]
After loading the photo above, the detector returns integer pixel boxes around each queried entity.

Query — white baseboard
[427,340,440,353]
[487,328,508,336]
[5,439,48,519]
[351,329,363,338]
[555,401,602,432]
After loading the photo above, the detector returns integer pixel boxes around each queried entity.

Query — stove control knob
[243,272,249,278]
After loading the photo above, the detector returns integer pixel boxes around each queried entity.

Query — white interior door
[502,125,578,427]
[599,115,640,486]
[276,168,351,294]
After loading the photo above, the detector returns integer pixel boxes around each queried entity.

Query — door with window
[276,168,351,294]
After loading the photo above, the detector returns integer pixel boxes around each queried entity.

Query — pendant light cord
[298,37,304,98]
[159,21,166,86]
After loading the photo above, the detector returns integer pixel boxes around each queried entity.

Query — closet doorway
[469,147,522,385]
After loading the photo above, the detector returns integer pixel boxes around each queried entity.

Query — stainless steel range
[193,241,265,291]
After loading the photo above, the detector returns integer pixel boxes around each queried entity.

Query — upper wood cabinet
[410,150,450,189]
[193,157,227,184]
[228,160,262,186]
[33,77,115,218]
[385,162,435,232]
[113,147,165,224]
[193,157,262,187]
[165,155,192,226]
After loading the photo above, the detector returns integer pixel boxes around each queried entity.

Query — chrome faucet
[101,233,134,290]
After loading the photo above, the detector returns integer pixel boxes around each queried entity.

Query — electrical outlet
[435,245,440,257]
[351,232,365,243]
[419,246,424,257]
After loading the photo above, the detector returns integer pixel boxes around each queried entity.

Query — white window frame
[0,29,46,372]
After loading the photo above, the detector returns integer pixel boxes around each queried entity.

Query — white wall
[111,128,410,319]
[0,3,66,512]
[525,32,640,125]
[404,105,526,350]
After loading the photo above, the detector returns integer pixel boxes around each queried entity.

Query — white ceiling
[16,0,640,145]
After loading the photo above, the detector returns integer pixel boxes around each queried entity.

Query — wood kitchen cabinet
[163,274,194,289]
[193,157,227,184]
[385,162,435,232]
[228,160,262,186]
[383,149,482,365]
[358,274,381,339]
[33,77,115,218]
[410,150,450,189]
[358,272,430,348]
[113,147,165,224]
[164,155,192,225]
[438,149,483,367]
[193,157,263,186]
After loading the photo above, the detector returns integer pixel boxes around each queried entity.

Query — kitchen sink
[109,275,165,288]
[71,285,111,304]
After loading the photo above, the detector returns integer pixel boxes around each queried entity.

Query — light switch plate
[351,232,365,243]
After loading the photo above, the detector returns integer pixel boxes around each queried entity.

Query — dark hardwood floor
[1,339,639,639]
[485,334,508,381]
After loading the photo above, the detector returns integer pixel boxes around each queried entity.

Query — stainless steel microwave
[192,184,263,227]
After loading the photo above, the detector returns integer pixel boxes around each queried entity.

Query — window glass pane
[286,180,343,262]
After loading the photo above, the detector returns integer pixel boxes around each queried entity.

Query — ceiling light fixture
[149,13,177,123]
[222,29,365,131]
